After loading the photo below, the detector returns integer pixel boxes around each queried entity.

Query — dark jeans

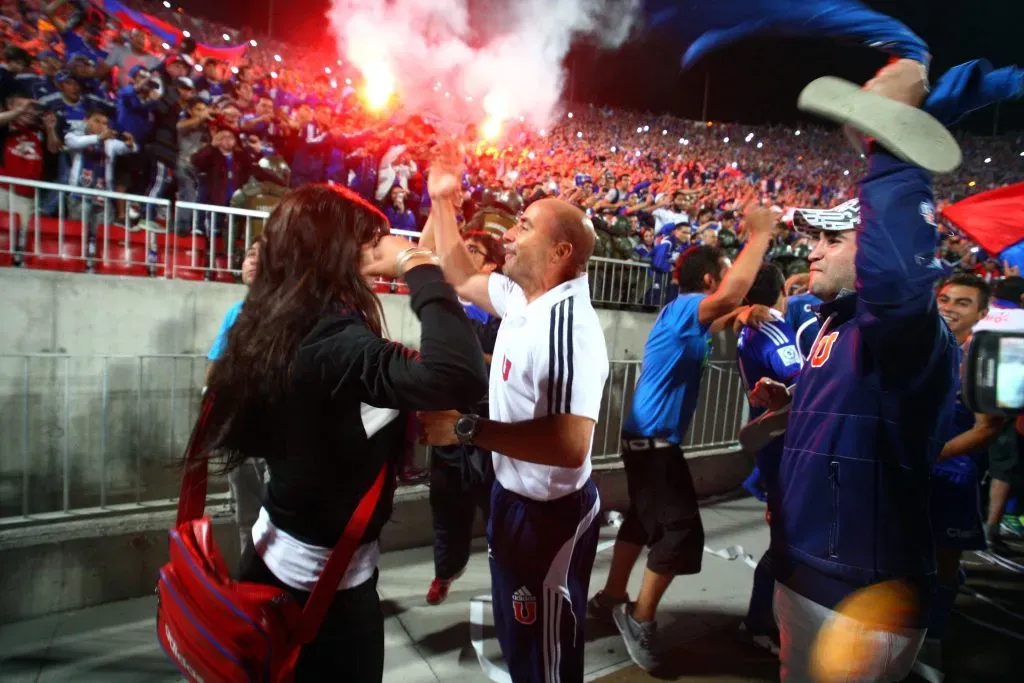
[239,546,384,683]
[429,445,494,579]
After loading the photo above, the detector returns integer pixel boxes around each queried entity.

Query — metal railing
[588,257,672,310]
[592,360,748,462]
[169,201,271,282]
[0,175,171,276]
[0,353,219,524]
[0,353,746,524]
[3,176,659,307]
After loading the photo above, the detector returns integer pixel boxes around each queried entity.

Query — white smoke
[326,0,641,133]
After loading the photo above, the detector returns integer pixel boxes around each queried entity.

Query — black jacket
[262,265,488,547]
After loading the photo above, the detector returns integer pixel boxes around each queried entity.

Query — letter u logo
[810,332,839,368]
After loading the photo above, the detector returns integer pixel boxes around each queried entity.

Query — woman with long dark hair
[203,179,488,682]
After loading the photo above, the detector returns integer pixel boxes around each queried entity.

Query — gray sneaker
[611,603,660,672]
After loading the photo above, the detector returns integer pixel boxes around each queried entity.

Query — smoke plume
[326,0,641,132]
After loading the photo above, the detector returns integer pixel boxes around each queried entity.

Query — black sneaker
[587,590,628,623]
[738,621,780,656]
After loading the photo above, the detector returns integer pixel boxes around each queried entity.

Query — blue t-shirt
[208,300,244,361]
[624,293,712,444]
[463,302,492,324]
[785,292,823,360]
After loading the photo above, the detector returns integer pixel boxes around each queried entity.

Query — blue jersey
[737,314,804,501]
[932,397,978,475]
[737,315,804,421]
[624,293,712,444]
[934,344,978,476]
[208,300,244,361]
[785,292,822,360]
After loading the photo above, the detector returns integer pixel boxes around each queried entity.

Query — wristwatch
[454,413,481,446]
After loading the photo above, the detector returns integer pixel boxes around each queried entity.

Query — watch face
[456,415,476,438]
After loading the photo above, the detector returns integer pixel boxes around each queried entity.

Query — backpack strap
[293,462,388,644]
[175,393,216,527]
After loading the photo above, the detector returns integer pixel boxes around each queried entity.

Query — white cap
[793,198,860,233]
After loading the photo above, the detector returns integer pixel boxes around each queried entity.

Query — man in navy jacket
[751,60,960,681]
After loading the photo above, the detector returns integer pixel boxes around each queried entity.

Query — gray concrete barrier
[0,268,751,623]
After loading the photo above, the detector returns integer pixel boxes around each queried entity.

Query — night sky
[181,0,1022,133]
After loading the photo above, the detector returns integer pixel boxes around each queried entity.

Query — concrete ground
[0,497,1021,682]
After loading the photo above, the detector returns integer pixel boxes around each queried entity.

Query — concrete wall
[0,269,662,358]
[0,269,750,622]
[0,269,679,519]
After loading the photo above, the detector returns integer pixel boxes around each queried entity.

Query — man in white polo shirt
[420,163,609,683]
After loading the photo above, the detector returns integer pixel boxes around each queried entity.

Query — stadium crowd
[3,4,1024,682]
[1,0,1022,283]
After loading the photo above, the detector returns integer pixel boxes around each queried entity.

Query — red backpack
[157,396,387,682]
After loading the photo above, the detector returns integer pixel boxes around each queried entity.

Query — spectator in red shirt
[0,90,61,246]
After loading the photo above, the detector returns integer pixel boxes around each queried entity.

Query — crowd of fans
[1,0,1022,282]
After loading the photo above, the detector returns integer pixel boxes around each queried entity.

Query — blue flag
[643,0,930,70]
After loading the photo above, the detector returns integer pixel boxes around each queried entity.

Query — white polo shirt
[487,273,609,502]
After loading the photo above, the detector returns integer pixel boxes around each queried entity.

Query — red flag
[941,182,1024,255]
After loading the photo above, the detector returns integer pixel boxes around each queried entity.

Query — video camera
[962,330,1024,415]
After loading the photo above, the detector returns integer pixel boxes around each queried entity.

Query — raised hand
[361,234,422,279]
[749,377,791,411]
[428,139,465,200]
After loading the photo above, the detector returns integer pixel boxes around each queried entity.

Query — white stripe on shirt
[251,507,378,592]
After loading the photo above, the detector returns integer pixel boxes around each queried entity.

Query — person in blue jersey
[424,230,504,606]
[643,222,688,307]
[783,285,822,360]
[914,274,1006,678]
[63,109,135,253]
[734,263,803,655]
[741,264,802,505]
[206,241,265,558]
[749,61,961,682]
[590,205,777,672]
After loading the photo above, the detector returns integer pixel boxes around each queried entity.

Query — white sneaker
[797,76,962,174]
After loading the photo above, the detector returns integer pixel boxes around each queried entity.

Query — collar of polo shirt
[522,273,591,313]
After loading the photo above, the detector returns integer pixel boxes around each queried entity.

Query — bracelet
[396,247,439,277]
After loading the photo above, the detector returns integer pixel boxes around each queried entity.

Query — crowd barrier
[0,354,746,525]
[1,176,665,308]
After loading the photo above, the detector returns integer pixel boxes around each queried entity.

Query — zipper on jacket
[828,460,840,559]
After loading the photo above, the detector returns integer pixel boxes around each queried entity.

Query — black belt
[621,436,675,452]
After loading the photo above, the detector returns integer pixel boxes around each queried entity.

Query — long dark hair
[203,184,389,471]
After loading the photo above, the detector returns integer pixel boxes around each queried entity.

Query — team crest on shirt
[502,355,512,382]
[810,331,839,368]
[512,586,537,625]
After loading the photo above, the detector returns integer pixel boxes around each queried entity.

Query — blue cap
[54,70,75,84]
[128,64,149,79]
